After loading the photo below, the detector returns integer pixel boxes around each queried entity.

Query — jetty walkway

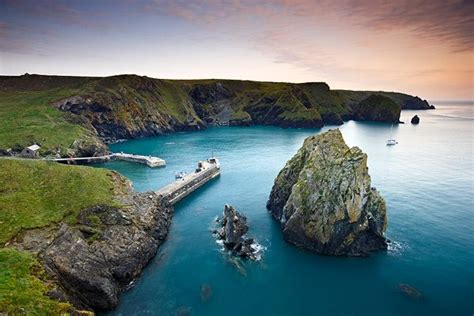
[0,153,166,168]
[156,158,220,206]
[46,153,166,168]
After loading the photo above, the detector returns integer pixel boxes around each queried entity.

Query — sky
[0,0,472,100]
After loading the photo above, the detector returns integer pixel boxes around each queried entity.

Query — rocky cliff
[267,129,388,256]
[6,163,173,312]
[351,94,401,123]
[0,74,434,157]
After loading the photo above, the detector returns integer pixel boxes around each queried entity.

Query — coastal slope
[0,159,172,313]
[0,74,433,156]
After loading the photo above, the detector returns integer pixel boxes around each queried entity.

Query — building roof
[27,144,41,151]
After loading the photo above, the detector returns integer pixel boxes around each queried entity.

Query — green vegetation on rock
[267,129,388,256]
[352,94,401,123]
[0,159,124,244]
[0,88,101,156]
[0,159,128,314]
[0,248,71,315]
[0,74,432,157]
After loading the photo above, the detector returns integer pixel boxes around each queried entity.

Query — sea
[101,102,473,316]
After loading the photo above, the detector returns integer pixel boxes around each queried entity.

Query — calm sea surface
[101,103,473,316]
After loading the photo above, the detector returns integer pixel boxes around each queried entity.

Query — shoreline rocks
[213,205,261,261]
[267,129,388,256]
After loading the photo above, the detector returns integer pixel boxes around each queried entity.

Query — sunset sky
[0,0,472,100]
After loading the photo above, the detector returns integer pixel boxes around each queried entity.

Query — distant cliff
[0,74,433,156]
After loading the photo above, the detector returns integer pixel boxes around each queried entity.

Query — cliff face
[351,94,401,123]
[52,76,205,143]
[6,163,173,311]
[41,193,171,310]
[0,74,433,157]
[267,129,388,256]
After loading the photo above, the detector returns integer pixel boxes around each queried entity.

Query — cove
[100,103,473,316]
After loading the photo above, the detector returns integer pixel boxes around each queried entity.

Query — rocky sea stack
[214,205,260,260]
[411,115,420,124]
[267,129,388,256]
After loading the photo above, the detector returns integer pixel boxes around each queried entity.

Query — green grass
[0,159,124,244]
[353,94,400,122]
[0,74,424,157]
[0,248,71,315]
[0,88,99,156]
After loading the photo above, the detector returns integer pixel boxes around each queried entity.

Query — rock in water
[411,115,420,124]
[200,284,213,301]
[398,283,422,299]
[222,204,248,247]
[267,129,388,256]
[214,205,261,260]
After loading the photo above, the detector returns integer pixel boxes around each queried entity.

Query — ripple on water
[103,105,474,316]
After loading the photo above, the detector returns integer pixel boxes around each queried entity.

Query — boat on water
[387,138,398,146]
[387,124,398,146]
[175,172,186,180]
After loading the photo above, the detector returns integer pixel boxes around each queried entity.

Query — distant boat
[175,172,186,180]
[386,124,398,146]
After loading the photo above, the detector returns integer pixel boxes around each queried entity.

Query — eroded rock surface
[267,129,388,256]
[214,205,260,260]
[12,186,172,311]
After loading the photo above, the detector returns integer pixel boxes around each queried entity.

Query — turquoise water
[102,104,473,316]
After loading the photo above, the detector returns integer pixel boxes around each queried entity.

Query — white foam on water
[250,242,267,261]
[387,240,407,256]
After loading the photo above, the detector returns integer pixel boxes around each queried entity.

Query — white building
[21,144,41,158]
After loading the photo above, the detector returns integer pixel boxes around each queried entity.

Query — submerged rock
[411,115,420,124]
[200,284,213,302]
[214,205,261,260]
[398,283,423,299]
[175,306,192,316]
[267,129,388,256]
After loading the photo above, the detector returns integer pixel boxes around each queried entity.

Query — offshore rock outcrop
[12,182,172,311]
[267,129,388,256]
[411,115,420,124]
[214,205,260,260]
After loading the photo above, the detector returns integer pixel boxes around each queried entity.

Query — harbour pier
[156,158,220,206]
[45,152,166,168]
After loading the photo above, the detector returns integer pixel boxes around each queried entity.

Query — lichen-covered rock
[267,129,388,256]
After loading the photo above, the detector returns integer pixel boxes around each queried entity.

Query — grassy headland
[0,248,71,315]
[0,159,126,314]
[0,159,124,244]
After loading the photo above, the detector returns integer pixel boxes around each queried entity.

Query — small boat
[175,172,186,180]
[386,124,398,146]
[386,139,398,146]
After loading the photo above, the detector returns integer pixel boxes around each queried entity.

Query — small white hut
[21,144,41,158]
